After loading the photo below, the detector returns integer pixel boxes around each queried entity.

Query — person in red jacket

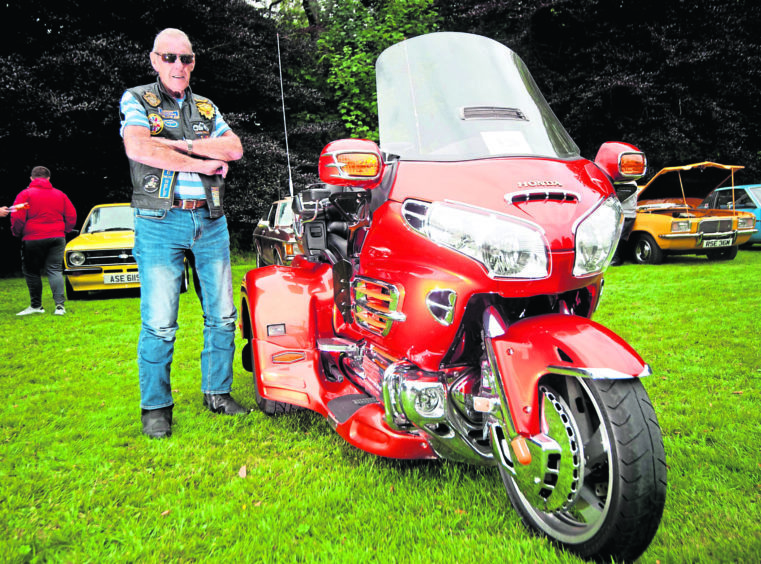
[11,166,77,316]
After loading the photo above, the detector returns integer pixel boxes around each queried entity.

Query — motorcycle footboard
[329,400,437,460]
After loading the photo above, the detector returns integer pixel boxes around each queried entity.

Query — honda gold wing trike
[240,32,666,562]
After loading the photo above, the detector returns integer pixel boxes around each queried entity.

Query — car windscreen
[84,206,134,233]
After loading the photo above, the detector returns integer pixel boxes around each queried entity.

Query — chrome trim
[659,230,736,239]
[546,364,652,379]
[425,289,457,326]
[504,189,580,205]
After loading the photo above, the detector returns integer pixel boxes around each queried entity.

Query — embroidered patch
[164,120,179,128]
[159,171,175,199]
[211,186,221,207]
[193,122,211,138]
[160,109,179,119]
[143,91,161,107]
[143,174,160,193]
[196,101,215,120]
[148,113,164,135]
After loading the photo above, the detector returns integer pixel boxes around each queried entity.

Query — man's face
[150,34,195,96]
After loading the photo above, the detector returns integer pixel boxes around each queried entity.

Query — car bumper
[65,265,140,292]
[658,228,756,247]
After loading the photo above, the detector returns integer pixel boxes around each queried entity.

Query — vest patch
[143,91,161,107]
[143,174,160,193]
[193,122,211,138]
[196,101,215,120]
[148,113,164,135]
[159,171,175,199]
[160,109,180,119]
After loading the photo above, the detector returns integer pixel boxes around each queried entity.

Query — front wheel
[499,377,666,562]
[632,233,664,264]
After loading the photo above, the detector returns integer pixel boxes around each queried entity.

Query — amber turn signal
[337,152,381,177]
[620,152,646,177]
[511,436,532,466]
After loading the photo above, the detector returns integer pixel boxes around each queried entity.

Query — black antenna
[277,33,294,198]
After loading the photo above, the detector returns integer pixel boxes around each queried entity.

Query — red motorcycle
[240,32,666,561]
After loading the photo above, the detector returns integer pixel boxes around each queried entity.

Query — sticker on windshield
[481,131,532,155]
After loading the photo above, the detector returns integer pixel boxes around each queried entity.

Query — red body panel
[386,158,613,250]
[243,262,358,414]
[490,314,648,436]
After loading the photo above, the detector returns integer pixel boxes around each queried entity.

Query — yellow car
[64,203,188,299]
[629,162,757,264]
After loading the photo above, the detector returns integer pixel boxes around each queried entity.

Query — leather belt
[172,199,207,210]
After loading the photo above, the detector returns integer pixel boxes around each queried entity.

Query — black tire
[253,370,299,415]
[499,377,667,562]
[254,242,265,267]
[179,263,189,293]
[706,245,738,261]
[632,233,664,264]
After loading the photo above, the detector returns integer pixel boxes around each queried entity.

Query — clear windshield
[84,206,134,233]
[376,32,579,162]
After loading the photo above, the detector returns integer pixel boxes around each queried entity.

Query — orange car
[628,162,756,264]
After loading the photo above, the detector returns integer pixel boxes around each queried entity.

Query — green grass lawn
[1,251,759,562]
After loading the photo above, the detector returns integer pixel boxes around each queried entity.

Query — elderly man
[120,28,247,439]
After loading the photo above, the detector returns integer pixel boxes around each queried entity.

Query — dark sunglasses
[154,52,195,65]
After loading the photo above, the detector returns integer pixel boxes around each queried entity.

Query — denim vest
[123,80,225,218]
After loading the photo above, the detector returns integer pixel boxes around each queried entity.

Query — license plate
[104,272,140,284]
[703,238,731,248]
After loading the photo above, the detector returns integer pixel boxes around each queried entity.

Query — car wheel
[706,245,739,261]
[632,233,664,264]
[65,278,82,300]
[255,242,265,267]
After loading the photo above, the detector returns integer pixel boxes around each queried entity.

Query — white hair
[152,28,193,52]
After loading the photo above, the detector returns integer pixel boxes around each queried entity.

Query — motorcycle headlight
[573,196,623,276]
[422,201,549,278]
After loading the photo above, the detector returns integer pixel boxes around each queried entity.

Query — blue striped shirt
[119,91,231,199]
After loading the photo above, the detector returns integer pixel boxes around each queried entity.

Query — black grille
[700,219,732,233]
[70,248,136,267]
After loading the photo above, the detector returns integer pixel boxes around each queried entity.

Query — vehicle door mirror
[594,141,647,183]
[318,139,384,189]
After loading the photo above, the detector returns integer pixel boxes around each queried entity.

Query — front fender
[485,311,649,436]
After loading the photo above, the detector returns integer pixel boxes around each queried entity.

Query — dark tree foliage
[435,0,761,181]
[0,0,340,274]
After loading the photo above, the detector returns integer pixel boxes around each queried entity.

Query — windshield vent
[461,106,527,121]
[505,190,580,205]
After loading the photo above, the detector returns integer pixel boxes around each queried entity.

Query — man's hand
[198,160,230,178]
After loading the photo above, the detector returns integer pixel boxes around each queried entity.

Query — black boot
[141,406,173,439]
[203,393,249,415]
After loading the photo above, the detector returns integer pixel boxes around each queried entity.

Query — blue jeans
[133,207,237,410]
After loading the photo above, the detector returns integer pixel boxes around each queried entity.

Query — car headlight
[420,201,549,278]
[573,196,623,276]
[68,251,86,266]
[671,220,691,233]
[738,216,755,229]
